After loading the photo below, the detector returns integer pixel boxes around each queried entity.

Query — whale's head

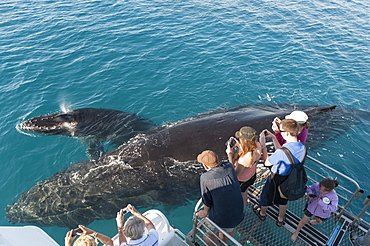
[20,112,78,136]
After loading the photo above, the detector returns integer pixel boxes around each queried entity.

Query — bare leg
[204,233,219,246]
[278,204,287,222]
[241,191,249,206]
[291,215,310,242]
[219,230,234,244]
[260,206,268,217]
[310,216,322,225]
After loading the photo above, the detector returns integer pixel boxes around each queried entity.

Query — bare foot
[309,220,320,225]
[290,232,298,242]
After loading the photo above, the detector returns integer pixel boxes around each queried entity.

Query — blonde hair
[74,235,97,246]
[123,216,145,240]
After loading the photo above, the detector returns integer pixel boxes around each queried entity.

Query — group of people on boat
[196,110,341,245]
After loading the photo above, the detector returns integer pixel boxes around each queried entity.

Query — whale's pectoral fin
[86,140,105,159]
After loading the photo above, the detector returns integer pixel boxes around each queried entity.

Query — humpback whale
[19,108,155,158]
[6,104,367,228]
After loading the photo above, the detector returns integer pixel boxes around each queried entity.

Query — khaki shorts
[203,219,234,234]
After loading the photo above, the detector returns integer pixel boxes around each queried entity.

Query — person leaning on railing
[64,225,113,246]
[115,204,159,246]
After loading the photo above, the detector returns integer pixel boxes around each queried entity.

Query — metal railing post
[350,195,370,228]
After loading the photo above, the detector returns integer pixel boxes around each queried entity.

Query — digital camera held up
[120,207,129,216]
[225,137,239,156]
[225,137,237,147]
[72,228,83,236]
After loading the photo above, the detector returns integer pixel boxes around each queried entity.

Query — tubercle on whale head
[18,108,156,141]
[20,112,77,135]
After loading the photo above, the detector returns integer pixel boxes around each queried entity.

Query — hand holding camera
[225,137,239,156]
[120,207,129,216]
[71,227,83,236]
[225,137,237,147]
[307,193,317,198]
[272,117,281,132]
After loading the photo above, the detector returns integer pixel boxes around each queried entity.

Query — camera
[225,137,237,147]
[120,207,129,215]
[72,228,83,236]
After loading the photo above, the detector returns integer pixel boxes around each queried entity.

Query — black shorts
[239,173,257,192]
[303,204,328,221]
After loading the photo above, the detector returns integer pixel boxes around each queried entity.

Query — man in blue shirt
[196,150,244,245]
[255,119,306,227]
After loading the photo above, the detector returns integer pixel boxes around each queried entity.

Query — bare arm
[128,204,156,231]
[269,132,282,149]
[226,143,234,164]
[79,225,114,246]
[64,230,75,246]
[116,211,127,244]
[259,130,268,163]
[225,137,240,164]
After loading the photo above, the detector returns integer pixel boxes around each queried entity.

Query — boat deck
[186,153,370,246]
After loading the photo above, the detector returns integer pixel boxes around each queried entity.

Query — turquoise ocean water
[1,0,369,244]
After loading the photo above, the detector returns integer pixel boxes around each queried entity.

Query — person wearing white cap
[272,111,310,148]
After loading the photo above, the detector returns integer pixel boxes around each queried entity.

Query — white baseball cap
[285,111,308,124]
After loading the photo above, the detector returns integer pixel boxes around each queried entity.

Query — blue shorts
[259,175,288,206]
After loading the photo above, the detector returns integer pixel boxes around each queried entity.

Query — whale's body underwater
[19,108,155,158]
[6,104,367,228]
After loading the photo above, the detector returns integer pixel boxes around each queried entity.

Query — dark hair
[301,121,311,129]
[319,178,339,191]
[280,119,299,136]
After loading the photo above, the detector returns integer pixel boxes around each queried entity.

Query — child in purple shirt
[291,178,339,242]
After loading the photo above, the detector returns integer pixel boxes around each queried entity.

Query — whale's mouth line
[18,113,79,135]
[15,123,39,137]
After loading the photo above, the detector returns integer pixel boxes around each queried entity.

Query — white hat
[285,111,308,124]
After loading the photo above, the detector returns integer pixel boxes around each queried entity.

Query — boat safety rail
[305,155,370,228]
[187,198,243,246]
